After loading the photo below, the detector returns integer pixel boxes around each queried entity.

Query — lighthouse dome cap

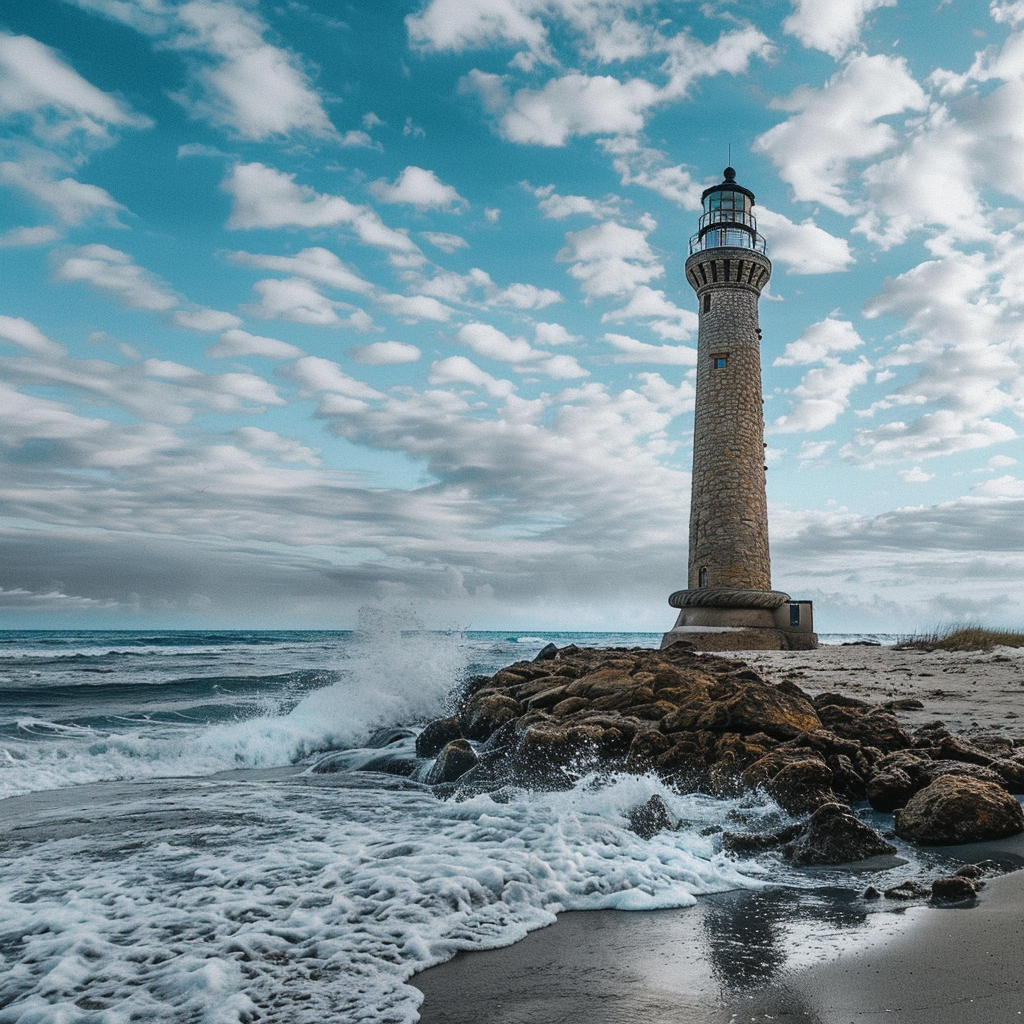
[700,166,756,204]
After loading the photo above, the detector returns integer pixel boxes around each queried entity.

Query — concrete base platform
[661,625,819,652]
[662,588,818,651]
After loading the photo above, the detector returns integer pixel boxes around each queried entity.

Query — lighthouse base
[661,588,817,651]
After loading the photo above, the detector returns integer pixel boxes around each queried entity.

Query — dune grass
[896,625,1024,652]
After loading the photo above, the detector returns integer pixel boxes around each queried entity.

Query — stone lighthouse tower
[661,167,816,650]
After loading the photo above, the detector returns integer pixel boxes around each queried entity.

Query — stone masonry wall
[686,248,772,592]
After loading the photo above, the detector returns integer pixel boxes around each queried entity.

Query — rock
[534,642,559,661]
[894,775,1024,845]
[721,823,803,853]
[865,766,916,812]
[863,886,882,899]
[367,726,417,748]
[627,794,673,839]
[415,716,462,758]
[815,702,910,753]
[883,698,925,711]
[461,694,522,740]
[764,757,836,815]
[625,728,672,771]
[956,864,986,879]
[425,739,478,785]
[357,753,419,777]
[661,672,821,740]
[885,881,930,900]
[931,876,978,901]
[826,753,866,800]
[785,803,897,866]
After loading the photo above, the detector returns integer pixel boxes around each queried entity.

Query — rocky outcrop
[894,776,1024,845]
[424,739,478,786]
[784,803,897,866]
[407,644,1024,858]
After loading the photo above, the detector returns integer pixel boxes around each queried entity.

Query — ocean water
[0,624,930,1022]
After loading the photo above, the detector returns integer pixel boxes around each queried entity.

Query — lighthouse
[661,168,816,651]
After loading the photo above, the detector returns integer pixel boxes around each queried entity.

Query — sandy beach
[413,644,1024,1024]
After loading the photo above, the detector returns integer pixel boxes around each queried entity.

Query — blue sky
[1,0,1022,632]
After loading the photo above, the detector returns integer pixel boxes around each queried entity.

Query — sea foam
[0,763,767,1024]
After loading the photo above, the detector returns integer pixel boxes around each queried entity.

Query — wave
[0,613,465,799]
[0,768,769,1023]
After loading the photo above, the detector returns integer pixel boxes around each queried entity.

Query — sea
[0,622,958,1023]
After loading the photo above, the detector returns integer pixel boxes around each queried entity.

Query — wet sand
[413,644,1024,1024]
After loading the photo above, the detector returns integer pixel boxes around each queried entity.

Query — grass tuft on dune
[896,625,1024,652]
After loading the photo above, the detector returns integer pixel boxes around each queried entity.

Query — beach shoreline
[413,644,1024,1024]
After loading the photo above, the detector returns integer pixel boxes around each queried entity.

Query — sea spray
[0,615,467,799]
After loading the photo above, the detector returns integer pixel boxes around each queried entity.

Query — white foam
[0,612,464,800]
[0,770,766,1023]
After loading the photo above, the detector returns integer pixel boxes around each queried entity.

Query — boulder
[931,876,978,901]
[461,694,522,740]
[425,739,478,785]
[661,672,820,740]
[815,702,910,753]
[627,794,673,839]
[884,881,930,900]
[894,776,1024,845]
[415,716,463,758]
[785,803,897,866]
[764,757,836,815]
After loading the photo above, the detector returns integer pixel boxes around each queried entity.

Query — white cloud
[279,356,383,400]
[223,163,418,253]
[229,247,374,294]
[455,321,588,378]
[234,426,320,465]
[601,285,698,341]
[166,1,334,139]
[0,315,67,358]
[465,69,659,146]
[350,341,422,365]
[172,308,242,332]
[0,225,59,248]
[428,355,515,397]
[456,322,534,363]
[898,466,935,483]
[461,25,769,146]
[0,160,126,226]
[855,112,990,249]
[0,31,152,141]
[339,129,376,148]
[783,0,896,58]
[599,137,703,209]
[206,329,304,361]
[376,292,455,323]
[249,277,370,328]
[755,207,854,274]
[774,318,864,366]
[420,231,469,252]
[530,182,620,219]
[557,219,663,298]
[771,357,872,433]
[491,282,562,309]
[55,245,178,311]
[604,332,697,365]
[369,166,468,211]
[534,322,578,346]
[753,54,927,214]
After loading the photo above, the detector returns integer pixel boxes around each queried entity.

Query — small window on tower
[698,567,708,588]
[713,355,727,369]
[703,294,712,313]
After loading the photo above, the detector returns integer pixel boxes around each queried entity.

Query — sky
[1,0,1022,633]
